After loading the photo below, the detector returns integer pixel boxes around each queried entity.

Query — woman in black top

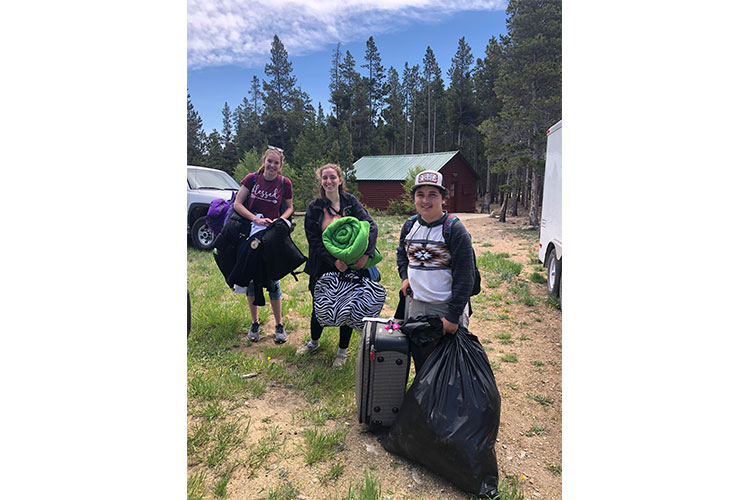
[297,164,378,368]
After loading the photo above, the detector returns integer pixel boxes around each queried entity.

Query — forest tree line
[187,0,561,224]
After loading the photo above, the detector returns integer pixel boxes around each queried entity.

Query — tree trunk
[498,194,508,222]
[523,167,530,209]
[528,168,539,227]
[411,110,416,154]
[511,188,519,216]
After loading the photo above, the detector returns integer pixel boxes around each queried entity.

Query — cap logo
[417,172,439,184]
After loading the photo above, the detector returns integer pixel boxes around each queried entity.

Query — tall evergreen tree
[422,47,439,153]
[382,66,405,154]
[329,43,345,127]
[447,37,477,149]
[402,63,420,154]
[339,50,359,144]
[187,92,205,165]
[362,36,386,128]
[204,130,224,170]
[262,35,309,154]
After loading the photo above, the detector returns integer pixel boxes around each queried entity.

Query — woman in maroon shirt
[233,147,294,344]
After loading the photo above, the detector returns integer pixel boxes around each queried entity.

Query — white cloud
[187,0,506,69]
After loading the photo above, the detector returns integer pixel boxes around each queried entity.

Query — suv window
[187,168,240,190]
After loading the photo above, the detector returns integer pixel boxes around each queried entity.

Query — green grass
[528,272,546,284]
[247,426,286,470]
[494,332,514,345]
[344,472,382,500]
[212,470,232,498]
[500,352,518,363]
[546,295,561,310]
[301,427,347,465]
[524,424,548,436]
[267,480,299,500]
[531,360,544,367]
[509,283,537,307]
[477,252,523,283]
[187,472,208,500]
[547,463,562,476]
[528,393,554,407]
[321,460,345,484]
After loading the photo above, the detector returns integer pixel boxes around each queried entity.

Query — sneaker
[274,324,287,344]
[296,341,319,355]
[332,352,347,368]
[248,322,260,342]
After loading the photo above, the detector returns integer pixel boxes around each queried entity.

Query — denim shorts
[245,280,282,300]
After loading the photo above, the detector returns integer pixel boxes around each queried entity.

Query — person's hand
[352,254,368,269]
[400,279,411,296]
[254,216,272,226]
[334,259,348,272]
[441,317,458,335]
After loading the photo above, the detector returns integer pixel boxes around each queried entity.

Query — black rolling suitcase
[355,317,411,429]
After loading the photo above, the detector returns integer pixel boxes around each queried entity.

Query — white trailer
[539,120,562,299]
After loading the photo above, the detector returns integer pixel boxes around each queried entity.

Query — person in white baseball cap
[397,168,477,368]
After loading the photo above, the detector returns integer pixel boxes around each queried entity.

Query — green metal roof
[353,151,461,181]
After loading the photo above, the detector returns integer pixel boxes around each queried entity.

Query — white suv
[187,165,240,250]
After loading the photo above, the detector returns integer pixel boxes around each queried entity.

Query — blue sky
[188,0,509,134]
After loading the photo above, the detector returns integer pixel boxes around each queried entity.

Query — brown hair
[315,163,347,199]
[257,147,285,175]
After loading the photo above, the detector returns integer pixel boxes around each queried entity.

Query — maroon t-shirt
[241,172,293,218]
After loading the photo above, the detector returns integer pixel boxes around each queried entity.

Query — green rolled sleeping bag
[322,216,382,269]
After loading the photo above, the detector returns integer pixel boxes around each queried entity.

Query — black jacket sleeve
[396,220,410,281]
[446,219,475,324]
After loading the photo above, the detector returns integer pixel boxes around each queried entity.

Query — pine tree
[187,92,205,165]
[447,37,477,149]
[422,47,439,153]
[382,66,405,154]
[262,35,309,153]
[402,63,420,154]
[204,130,224,170]
[362,36,386,128]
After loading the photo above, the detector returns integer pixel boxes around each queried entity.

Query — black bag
[261,218,307,281]
[399,315,443,375]
[382,326,501,497]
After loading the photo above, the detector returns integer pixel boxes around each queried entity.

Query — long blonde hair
[257,148,285,175]
[315,164,347,199]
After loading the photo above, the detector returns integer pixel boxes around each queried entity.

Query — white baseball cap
[411,170,446,195]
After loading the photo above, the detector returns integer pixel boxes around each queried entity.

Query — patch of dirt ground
[189,212,562,500]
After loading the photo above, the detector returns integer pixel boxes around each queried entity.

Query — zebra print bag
[313,270,386,331]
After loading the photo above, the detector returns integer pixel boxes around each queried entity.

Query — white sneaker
[332,352,347,368]
[247,322,260,342]
[296,341,319,355]
[274,324,287,344]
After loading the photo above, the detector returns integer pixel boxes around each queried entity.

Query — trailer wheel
[546,248,561,297]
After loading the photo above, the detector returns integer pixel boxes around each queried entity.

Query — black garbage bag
[382,326,501,497]
[400,315,443,374]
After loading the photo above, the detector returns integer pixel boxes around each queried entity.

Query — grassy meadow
[188,214,534,500]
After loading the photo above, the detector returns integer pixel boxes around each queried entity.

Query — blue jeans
[246,280,282,300]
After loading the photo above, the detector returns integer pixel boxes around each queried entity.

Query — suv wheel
[191,216,216,250]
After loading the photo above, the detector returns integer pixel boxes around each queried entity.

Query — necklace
[327,201,343,217]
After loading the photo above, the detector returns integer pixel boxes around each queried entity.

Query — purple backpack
[206,191,237,236]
